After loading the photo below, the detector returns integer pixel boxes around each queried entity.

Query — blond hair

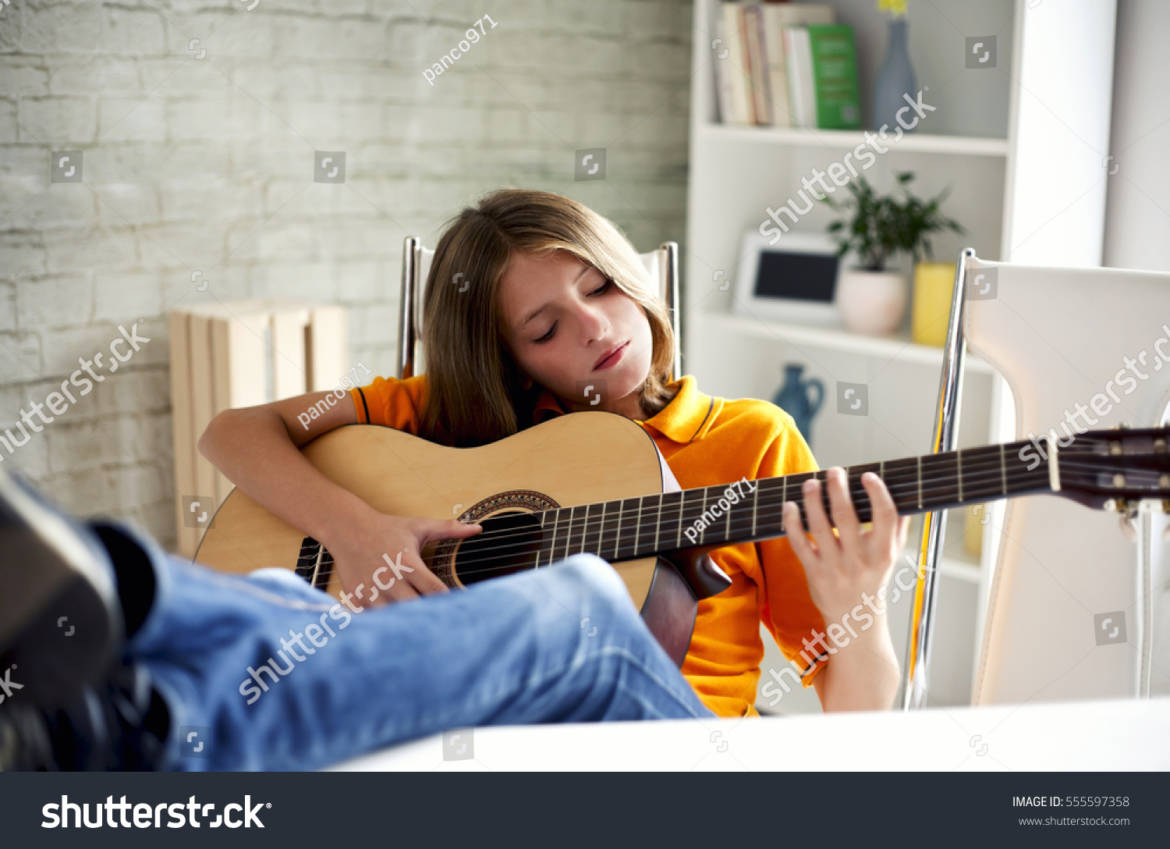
[418,188,678,447]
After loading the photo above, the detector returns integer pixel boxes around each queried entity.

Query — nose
[574,299,609,343]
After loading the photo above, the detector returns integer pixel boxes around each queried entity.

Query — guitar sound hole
[452,510,544,586]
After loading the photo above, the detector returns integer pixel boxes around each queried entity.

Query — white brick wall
[0,0,693,552]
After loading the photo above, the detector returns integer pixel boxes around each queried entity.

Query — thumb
[421,518,483,541]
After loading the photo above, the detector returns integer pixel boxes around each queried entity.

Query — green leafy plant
[822,171,964,271]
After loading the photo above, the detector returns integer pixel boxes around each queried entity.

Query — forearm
[818,617,900,712]
[198,408,378,544]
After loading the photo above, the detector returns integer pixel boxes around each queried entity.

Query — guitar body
[194,411,721,665]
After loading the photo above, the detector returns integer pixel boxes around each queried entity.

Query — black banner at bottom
[0,771,1165,846]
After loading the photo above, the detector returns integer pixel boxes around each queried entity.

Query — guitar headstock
[1057,425,1170,514]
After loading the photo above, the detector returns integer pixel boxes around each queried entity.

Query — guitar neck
[535,438,1053,561]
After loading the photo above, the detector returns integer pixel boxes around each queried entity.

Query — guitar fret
[582,502,590,554]
[676,490,684,548]
[725,488,733,538]
[599,501,608,556]
[615,500,622,560]
[917,455,923,509]
[701,487,708,544]
[653,494,662,552]
[957,449,964,502]
[564,505,573,560]
[782,475,788,532]
[547,510,557,568]
[750,484,757,537]
[1000,443,1007,495]
[633,496,642,555]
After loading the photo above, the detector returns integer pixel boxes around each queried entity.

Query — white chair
[907,248,1170,709]
[397,236,683,382]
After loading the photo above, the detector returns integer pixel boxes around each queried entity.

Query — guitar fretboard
[532,439,1051,564]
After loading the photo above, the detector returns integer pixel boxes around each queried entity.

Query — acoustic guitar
[194,412,1170,665]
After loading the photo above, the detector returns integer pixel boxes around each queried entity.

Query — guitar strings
[450,457,1162,565]
[288,435,1165,585]
[424,458,1166,580]
[293,454,1162,584]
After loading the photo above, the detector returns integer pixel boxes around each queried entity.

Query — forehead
[498,250,592,318]
[500,249,586,289]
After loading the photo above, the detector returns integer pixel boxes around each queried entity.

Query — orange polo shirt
[349,373,828,717]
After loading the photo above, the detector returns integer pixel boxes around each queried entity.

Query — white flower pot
[835,268,908,335]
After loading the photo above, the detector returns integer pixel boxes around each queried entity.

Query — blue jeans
[99,520,715,771]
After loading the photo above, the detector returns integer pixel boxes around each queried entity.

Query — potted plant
[822,171,964,336]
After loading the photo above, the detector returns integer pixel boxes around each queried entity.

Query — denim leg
[105,520,714,771]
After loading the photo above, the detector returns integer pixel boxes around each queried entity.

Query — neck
[531,439,1052,563]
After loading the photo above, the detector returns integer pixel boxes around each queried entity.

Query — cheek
[625,302,653,344]
[517,345,564,383]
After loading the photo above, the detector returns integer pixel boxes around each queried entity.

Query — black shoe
[0,467,171,770]
[0,466,123,704]
[0,659,171,771]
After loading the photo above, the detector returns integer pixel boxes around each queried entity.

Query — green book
[806,24,862,130]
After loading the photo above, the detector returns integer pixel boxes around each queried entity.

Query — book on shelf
[712,2,859,131]
[782,25,815,128]
[713,1,756,125]
[759,2,834,127]
[802,23,863,129]
[743,4,772,126]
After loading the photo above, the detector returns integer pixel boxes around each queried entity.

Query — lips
[594,340,628,370]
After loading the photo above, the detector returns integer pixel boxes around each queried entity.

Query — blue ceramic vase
[772,363,824,449]
[873,17,918,132]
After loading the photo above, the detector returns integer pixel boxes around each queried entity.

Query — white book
[743,4,771,125]
[760,3,834,127]
[712,12,736,124]
[783,26,816,129]
[719,2,755,124]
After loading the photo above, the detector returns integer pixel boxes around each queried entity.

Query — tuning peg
[1119,512,1137,542]
[1115,504,1170,541]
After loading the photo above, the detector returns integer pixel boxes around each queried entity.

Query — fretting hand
[781,466,911,624]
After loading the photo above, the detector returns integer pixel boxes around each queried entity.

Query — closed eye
[533,279,614,344]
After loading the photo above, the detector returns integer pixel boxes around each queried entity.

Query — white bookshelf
[700,123,1012,157]
[683,0,1116,713]
[703,312,997,374]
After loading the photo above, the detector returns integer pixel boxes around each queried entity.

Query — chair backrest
[397,237,682,383]
[907,248,1170,708]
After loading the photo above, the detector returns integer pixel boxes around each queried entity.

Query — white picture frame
[732,230,844,326]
